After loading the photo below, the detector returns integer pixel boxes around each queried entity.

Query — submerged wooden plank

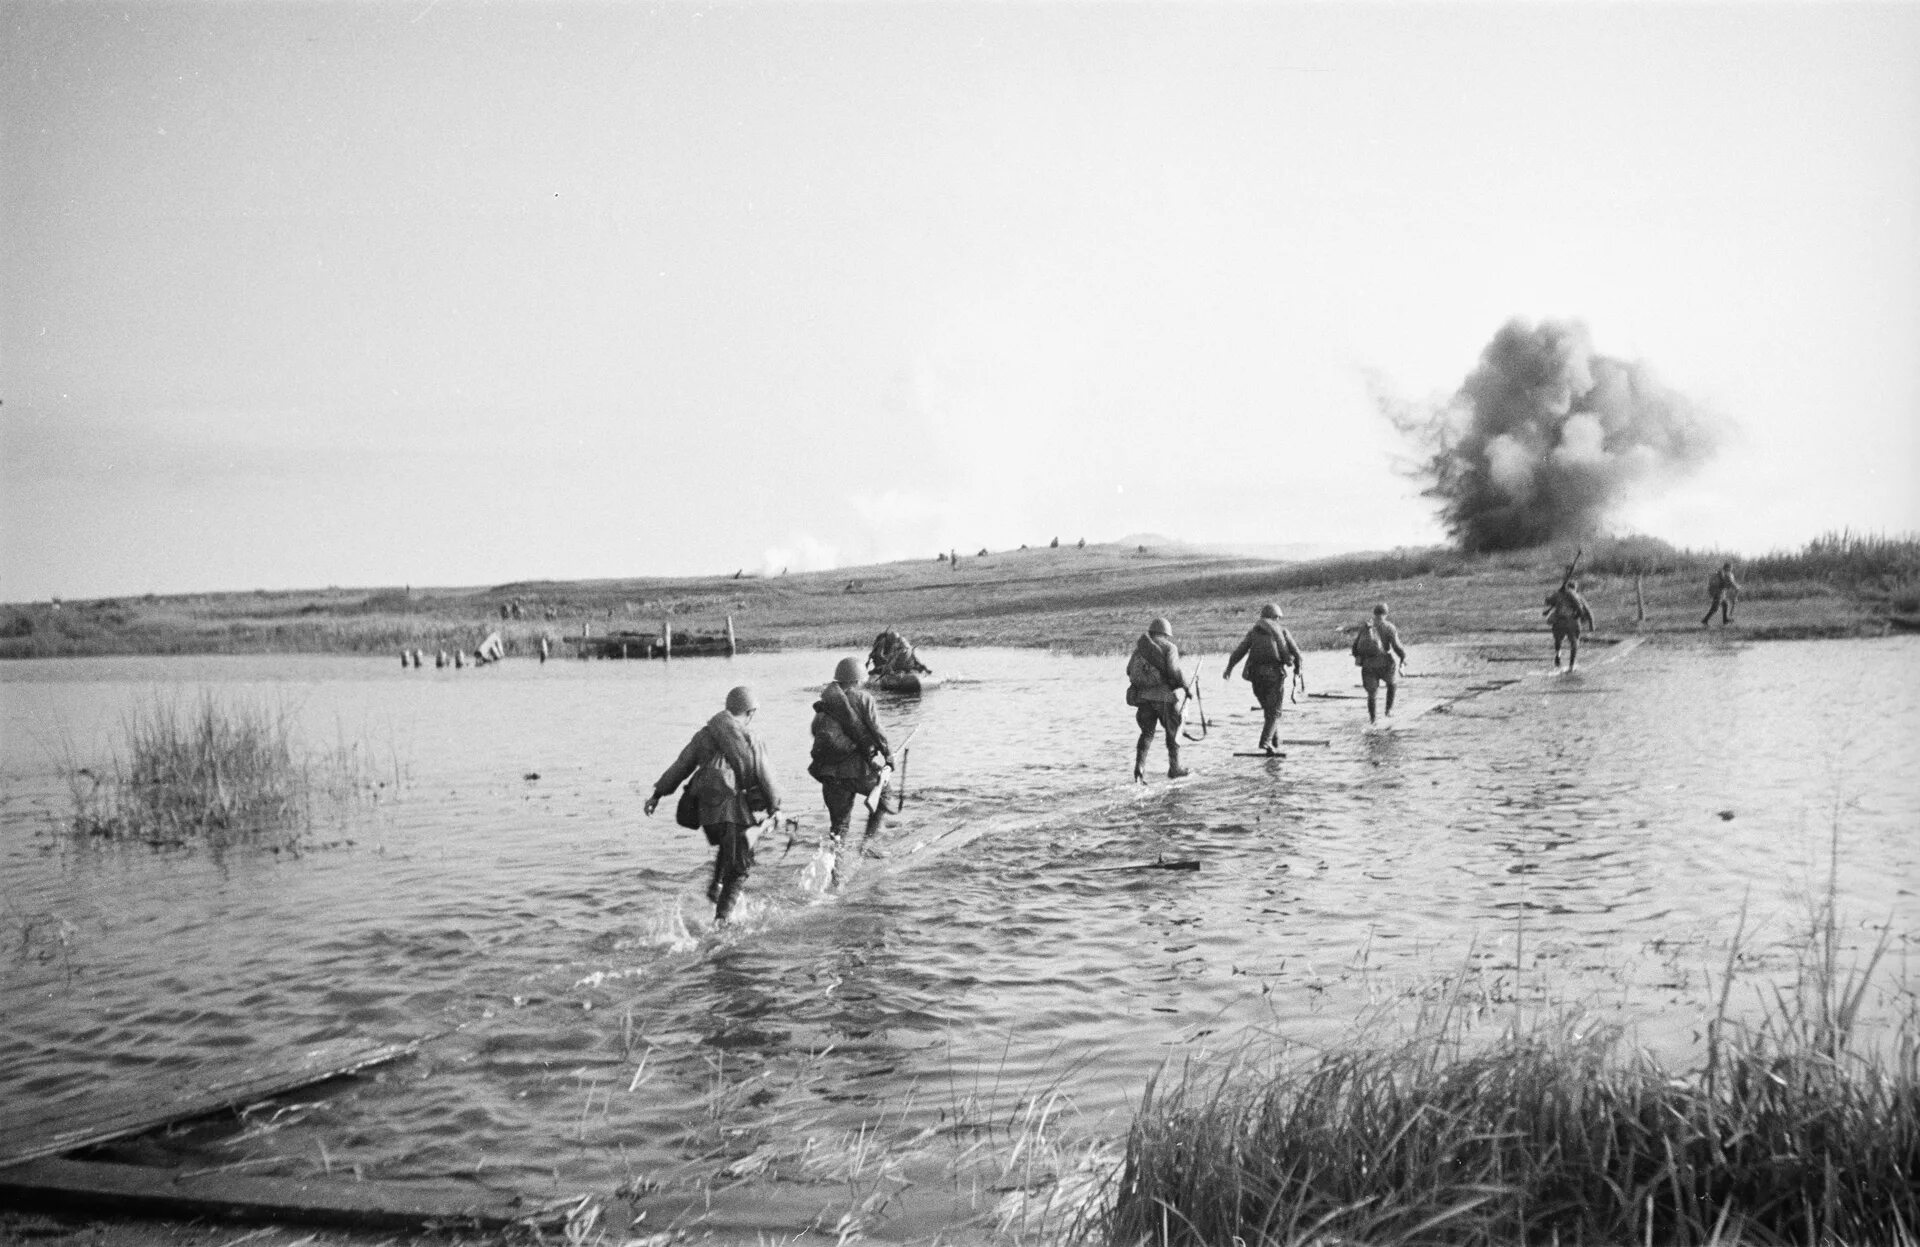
[0,1037,426,1168]
[0,1158,550,1231]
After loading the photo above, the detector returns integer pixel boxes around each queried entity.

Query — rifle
[870,727,918,814]
[1181,661,1209,741]
[1559,546,1584,593]
[1544,547,1585,618]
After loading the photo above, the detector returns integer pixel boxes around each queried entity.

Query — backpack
[675,750,737,829]
[1126,641,1171,705]
[1246,624,1287,676]
[1352,622,1385,665]
[811,709,859,761]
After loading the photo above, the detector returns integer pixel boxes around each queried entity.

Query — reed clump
[1749,530,1920,592]
[69,693,381,845]
[1106,945,1918,1246]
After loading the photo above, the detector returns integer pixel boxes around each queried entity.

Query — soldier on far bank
[1702,561,1740,627]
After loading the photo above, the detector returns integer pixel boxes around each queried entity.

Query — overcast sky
[4,2,1916,600]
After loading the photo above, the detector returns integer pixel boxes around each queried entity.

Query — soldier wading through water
[809,657,894,847]
[1350,603,1409,724]
[1543,578,1596,670]
[644,685,782,925]
[1222,603,1304,755]
[1126,617,1191,781]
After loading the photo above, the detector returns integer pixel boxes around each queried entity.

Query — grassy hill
[4,534,1915,660]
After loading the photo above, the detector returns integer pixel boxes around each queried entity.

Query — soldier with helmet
[809,656,895,846]
[1543,579,1596,670]
[644,686,782,924]
[1223,603,1305,754]
[1126,617,1191,781]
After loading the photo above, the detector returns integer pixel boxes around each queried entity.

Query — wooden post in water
[663,617,671,661]
[726,614,736,657]
[1635,572,1646,625]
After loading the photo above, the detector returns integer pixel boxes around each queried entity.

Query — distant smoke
[1389,319,1717,552]
[760,534,839,578]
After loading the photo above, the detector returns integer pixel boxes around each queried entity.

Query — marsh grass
[68,693,388,847]
[1749,530,1920,593]
[1104,919,1918,1247]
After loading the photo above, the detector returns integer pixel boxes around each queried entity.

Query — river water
[2,637,1915,1238]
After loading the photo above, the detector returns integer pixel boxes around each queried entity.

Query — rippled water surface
[3,637,1916,1236]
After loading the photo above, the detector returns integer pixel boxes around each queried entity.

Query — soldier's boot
[1133,740,1150,783]
[1166,741,1190,780]
[714,876,743,924]
[706,856,725,903]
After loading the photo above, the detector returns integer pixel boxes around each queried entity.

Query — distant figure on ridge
[1702,561,1740,627]
[1542,579,1595,670]
[1351,603,1408,724]
[644,685,781,925]
[1127,617,1190,781]
[1223,603,1305,754]
[809,657,894,852]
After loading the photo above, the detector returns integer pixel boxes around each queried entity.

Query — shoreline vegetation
[65,692,395,849]
[4,532,1917,662]
[1098,915,1919,1247]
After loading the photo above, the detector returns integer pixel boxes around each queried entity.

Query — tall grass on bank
[1751,530,1920,608]
[68,694,384,845]
[1106,933,1917,1246]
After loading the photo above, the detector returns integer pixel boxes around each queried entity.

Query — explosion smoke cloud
[1392,319,1717,552]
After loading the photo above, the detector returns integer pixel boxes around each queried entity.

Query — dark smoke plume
[1389,319,1718,552]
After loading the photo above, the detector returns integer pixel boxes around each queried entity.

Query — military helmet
[833,656,863,685]
[1147,617,1172,637]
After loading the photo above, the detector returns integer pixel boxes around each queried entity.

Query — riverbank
[5,535,1915,661]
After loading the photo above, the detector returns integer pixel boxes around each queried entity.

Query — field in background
[4,533,1915,660]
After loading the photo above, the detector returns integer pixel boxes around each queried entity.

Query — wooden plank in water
[0,1037,426,1168]
[0,1158,553,1232]
[1087,859,1200,873]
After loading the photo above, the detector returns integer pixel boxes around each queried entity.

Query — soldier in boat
[867,628,931,683]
